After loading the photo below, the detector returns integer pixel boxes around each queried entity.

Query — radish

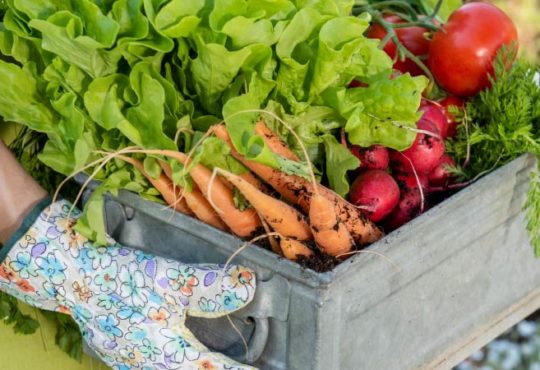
[350,145,390,171]
[428,154,456,187]
[395,172,429,191]
[439,96,465,138]
[383,187,422,231]
[349,170,400,222]
[389,120,445,174]
[420,101,449,138]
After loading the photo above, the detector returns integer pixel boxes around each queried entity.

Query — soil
[256,238,340,273]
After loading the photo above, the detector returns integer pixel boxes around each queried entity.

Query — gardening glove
[0,198,257,370]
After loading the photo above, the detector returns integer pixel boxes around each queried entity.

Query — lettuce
[0,0,427,241]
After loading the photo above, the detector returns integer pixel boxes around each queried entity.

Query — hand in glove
[0,142,257,370]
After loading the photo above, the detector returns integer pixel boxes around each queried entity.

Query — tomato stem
[391,21,440,32]
[426,0,444,20]
[354,1,419,20]
[370,12,436,86]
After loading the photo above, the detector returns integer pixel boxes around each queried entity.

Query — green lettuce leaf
[322,134,359,196]
[0,60,57,133]
[29,9,120,77]
[324,74,428,150]
[154,0,203,37]
[84,62,176,149]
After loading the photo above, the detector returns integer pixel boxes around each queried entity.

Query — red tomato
[428,3,518,97]
[439,96,465,137]
[367,15,431,76]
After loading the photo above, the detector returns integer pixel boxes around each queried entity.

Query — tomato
[428,3,518,97]
[367,15,431,76]
[439,96,465,137]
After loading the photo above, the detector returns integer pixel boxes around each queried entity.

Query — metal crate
[81,154,540,370]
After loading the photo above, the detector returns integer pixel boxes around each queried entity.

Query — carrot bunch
[93,123,383,263]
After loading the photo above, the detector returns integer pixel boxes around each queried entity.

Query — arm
[0,140,48,243]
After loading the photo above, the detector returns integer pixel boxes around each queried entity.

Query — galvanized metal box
[83,154,540,370]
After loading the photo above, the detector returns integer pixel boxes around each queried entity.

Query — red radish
[440,96,465,137]
[419,101,448,138]
[395,172,429,192]
[383,187,422,231]
[349,170,400,222]
[350,145,390,171]
[385,171,427,230]
[389,123,445,174]
[428,154,456,187]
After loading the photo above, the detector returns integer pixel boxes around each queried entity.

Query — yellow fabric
[0,303,109,370]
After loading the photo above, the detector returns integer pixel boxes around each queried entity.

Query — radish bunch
[348,97,463,231]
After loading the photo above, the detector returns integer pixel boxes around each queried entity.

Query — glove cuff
[0,196,52,264]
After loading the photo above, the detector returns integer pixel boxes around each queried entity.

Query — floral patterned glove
[0,199,257,370]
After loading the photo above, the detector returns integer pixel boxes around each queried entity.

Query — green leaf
[0,291,39,336]
[322,134,359,196]
[154,0,203,37]
[110,0,149,42]
[420,0,461,22]
[221,16,282,48]
[293,0,354,16]
[84,63,176,150]
[309,15,373,99]
[143,156,162,179]
[191,38,253,114]
[74,168,145,244]
[275,8,328,111]
[0,60,57,133]
[324,74,427,150]
[28,2,120,77]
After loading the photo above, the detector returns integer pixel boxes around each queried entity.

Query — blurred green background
[493,0,539,65]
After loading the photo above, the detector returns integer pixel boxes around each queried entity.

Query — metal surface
[79,154,540,370]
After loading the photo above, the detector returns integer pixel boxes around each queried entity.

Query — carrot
[220,171,268,194]
[159,161,228,231]
[215,119,355,256]
[309,194,354,256]
[212,124,383,245]
[152,150,261,238]
[260,217,282,255]
[280,238,313,260]
[254,121,299,161]
[116,155,193,216]
[183,189,228,231]
[238,171,269,194]
[276,119,356,256]
[216,168,312,241]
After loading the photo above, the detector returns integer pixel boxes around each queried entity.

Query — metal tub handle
[242,317,270,363]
